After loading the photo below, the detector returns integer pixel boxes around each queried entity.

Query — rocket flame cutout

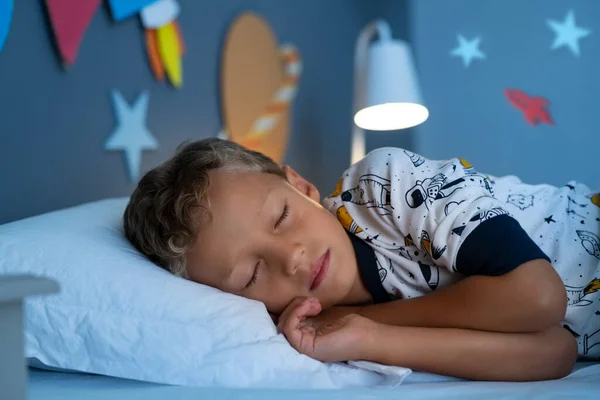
[505,89,554,126]
[141,0,185,88]
[239,45,302,150]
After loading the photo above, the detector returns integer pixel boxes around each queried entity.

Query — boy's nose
[282,242,306,277]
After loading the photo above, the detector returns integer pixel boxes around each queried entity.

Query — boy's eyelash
[246,261,260,288]
[275,204,289,229]
[246,204,288,289]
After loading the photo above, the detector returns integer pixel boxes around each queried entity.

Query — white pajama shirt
[322,148,600,359]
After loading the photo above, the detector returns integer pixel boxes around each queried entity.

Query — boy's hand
[277,297,376,362]
[310,304,363,325]
[271,305,361,325]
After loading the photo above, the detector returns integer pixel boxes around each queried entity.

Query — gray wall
[8,1,586,225]
[410,0,597,188]
[0,0,410,224]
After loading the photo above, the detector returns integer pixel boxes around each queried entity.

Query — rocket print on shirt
[458,157,476,175]
[405,173,465,210]
[341,174,394,217]
[577,231,600,260]
[451,207,510,237]
[566,278,600,307]
[438,157,477,176]
[420,230,447,261]
[404,150,425,167]
[336,205,363,234]
[333,173,395,233]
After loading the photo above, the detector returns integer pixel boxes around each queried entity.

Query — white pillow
[0,198,390,388]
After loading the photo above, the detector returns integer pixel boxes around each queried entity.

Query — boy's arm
[278,298,576,382]
[355,258,568,333]
[362,322,577,381]
[322,149,566,333]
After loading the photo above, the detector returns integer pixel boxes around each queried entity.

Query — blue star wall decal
[450,35,486,67]
[547,10,590,57]
[105,90,158,183]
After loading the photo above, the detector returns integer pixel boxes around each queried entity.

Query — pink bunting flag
[45,0,102,65]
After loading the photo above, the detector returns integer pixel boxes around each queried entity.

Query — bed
[28,363,600,400]
[3,200,600,400]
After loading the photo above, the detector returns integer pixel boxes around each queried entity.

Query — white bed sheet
[29,362,600,400]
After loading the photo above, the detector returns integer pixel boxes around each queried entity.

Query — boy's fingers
[281,299,322,339]
[277,297,322,333]
[277,297,308,333]
[280,299,312,337]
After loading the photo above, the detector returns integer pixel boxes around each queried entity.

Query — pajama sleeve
[337,148,549,276]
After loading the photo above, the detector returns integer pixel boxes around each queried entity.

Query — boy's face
[186,167,371,314]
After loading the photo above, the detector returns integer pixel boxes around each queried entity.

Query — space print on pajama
[322,148,600,359]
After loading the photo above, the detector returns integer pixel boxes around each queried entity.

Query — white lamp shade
[354,40,428,131]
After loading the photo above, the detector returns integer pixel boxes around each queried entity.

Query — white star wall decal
[547,10,591,57]
[105,90,158,183]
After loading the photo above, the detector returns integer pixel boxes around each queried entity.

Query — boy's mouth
[310,250,330,291]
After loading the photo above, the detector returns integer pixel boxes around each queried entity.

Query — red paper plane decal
[505,89,554,126]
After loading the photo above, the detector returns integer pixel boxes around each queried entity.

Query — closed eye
[275,203,289,229]
[245,261,260,289]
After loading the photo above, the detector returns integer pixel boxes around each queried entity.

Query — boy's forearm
[357,275,543,332]
[358,259,566,333]
[361,324,577,382]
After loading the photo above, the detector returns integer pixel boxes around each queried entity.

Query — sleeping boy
[124,138,600,381]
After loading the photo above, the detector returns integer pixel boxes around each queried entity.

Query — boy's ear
[282,165,321,202]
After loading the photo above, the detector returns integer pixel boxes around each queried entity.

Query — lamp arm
[351,20,391,165]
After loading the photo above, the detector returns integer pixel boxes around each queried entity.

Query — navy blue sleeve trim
[346,232,393,304]
[456,214,550,277]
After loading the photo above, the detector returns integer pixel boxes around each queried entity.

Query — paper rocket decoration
[108,0,185,87]
[0,0,14,52]
[107,0,158,21]
[238,44,301,150]
[44,0,102,66]
[139,0,178,28]
[141,0,185,87]
[505,89,554,126]
[105,90,158,183]
[42,0,185,87]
